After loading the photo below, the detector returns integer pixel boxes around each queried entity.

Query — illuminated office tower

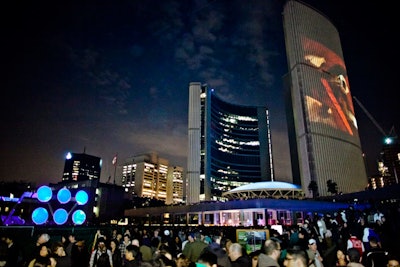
[121,152,183,203]
[377,137,400,187]
[283,1,368,197]
[167,166,184,205]
[62,152,102,181]
[187,82,273,204]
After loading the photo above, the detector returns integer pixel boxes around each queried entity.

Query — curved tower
[283,1,368,197]
[187,82,273,204]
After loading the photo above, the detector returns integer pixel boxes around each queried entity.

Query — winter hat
[308,239,316,245]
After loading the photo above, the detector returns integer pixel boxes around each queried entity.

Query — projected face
[301,37,357,136]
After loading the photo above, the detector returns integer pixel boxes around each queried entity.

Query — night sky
[2,0,398,187]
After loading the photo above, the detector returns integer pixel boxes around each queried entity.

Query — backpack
[94,250,111,267]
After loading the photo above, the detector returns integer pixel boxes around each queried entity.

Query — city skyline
[2,0,398,186]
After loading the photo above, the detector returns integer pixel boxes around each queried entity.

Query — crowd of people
[1,203,400,267]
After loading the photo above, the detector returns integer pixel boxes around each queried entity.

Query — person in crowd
[283,247,309,267]
[173,235,183,257]
[61,234,69,250]
[27,243,53,267]
[150,229,162,254]
[335,249,348,266]
[141,229,151,250]
[111,230,118,241]
[182,233,194,253]
[197,250,218,267]
[373,210,384,223]
[124,244,140,267]
[175,253,189,267]
[110,239,122,267]
[288,227,299,247]
[294,228,309,251]
[66,233,77,259]
[346,248,364,267]
[387,254,400,267]
[160,230,177,258]
[202,233,231,267]
[131,228,142,242]
[248,249,261,267]
[3,234,21,267]
[221,238,232,255]
[362,236,388,267]
[0,236,7,267]
[347,231,364,260]
[131,239,143,262]
[51,241,71,267]
[119,234,131,260]
[257,239,281,267]
[133,238,152,263]
[316,215,327,241]
[25,233,51,267]
[89,237,113,267]
[91,230,108,253]
[72,240,90,267]
[183,232,208,264]
[306,239,323,267]
[228,243,251,267]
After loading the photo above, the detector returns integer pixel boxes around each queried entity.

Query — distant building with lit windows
[283,1,368,197]
[187,82,273,204]
[168,166,184,205]
[121,152,184,204]
[62,152,102,182]
[369,136,400,189]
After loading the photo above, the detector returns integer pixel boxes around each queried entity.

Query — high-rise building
[121,152,183,203]
[167,166,184,205]
[376,136,400,187]
[282,1,368,197]
[187,82,273,204]
[62,152,102,182]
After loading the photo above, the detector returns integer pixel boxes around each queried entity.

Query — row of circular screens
[32,186,89,225]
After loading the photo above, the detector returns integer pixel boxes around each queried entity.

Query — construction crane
[353,96,398,185]
[353,96,397,144]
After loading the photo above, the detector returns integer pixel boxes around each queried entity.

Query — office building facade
[62,152,101,182]
[187,82,273,204]
[283,1,368,197]
[121,152,184,204]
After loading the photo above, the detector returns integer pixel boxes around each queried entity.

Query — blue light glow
[57,188,71,204]
[72,210,86,225]
[37,186,52,202]
[32,207,49,225]
[75,190,88,205]
[66,152,72,159]
[53,208,68,225]
[384,137,393,145]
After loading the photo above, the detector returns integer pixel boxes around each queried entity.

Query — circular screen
[37,186,52,202]
[72,210,86,225]
[32,207,49,225]
[75,190,89,205]
[53,208,68,225]
[57,188,71,204]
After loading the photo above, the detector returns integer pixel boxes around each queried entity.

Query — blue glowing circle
[32,207,49,225]
[75,190,88,205]
[72,210,86,225]
[53,208,68,225]
[57,188,71,204]
[37,186,52,202]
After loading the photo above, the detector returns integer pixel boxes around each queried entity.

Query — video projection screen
[236,229,270,254]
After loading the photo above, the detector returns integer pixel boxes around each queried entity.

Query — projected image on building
[301,36,357,136]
